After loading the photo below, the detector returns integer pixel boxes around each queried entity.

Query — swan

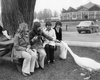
[61,41,100,79]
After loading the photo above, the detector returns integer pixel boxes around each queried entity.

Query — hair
[54,21,62,28]
[17,22,28,34]
[32,21,41,35]
[45,21,52,27]
[33,21,41,29]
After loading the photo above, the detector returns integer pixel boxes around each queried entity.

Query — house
[44,17,60,22]
[61,2,100,21]
[50,17,60,22]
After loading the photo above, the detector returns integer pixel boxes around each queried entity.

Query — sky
[35,0,100,14]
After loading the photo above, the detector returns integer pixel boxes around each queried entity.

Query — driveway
[62,32,100,47]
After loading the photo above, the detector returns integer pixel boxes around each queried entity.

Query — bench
[0,38,61,72]
[0,39,23,72]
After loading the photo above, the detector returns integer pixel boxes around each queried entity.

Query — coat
[29,29,54,50]
[12,33,30,59]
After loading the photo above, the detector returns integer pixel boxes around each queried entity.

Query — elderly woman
[29,21,59,69]
[13,22,37,76]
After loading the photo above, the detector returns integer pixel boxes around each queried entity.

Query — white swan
[61,41,100,80]
[61,41,100,72]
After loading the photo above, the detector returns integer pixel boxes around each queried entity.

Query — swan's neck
[65,44,79,58]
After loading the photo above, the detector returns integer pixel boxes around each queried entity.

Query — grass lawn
[0,46,100,80]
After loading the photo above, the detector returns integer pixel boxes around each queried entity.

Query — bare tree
[53,11,58,17]
[37,11,43,20]
[42,9,52,20]
[1,0,36,35]
[34,11,37,19]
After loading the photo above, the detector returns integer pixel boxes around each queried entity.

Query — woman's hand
[26,48,30,52]
[53,39,60,43]
[27,45,31,49]
[31,36,38,42]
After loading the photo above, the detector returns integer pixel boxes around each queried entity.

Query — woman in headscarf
[13,22,37,76]
[29,21,59,69]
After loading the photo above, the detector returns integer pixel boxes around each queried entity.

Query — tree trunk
[1,0,36,36]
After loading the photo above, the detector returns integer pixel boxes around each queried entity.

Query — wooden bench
[0,39,23,72]
[0,39,60,72]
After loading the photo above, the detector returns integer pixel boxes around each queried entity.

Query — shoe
[47,60,50,64]
[39,66,44,69]
[50,60,55,63]
[30,72,34,75]
[53,60,55,63]
[59,57,64,60]
[22,72,30,77]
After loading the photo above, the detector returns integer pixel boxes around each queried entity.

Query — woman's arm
[42,30,53,41]
[14,34,26,51]
[29,31,34,46]
[60,28,62,40]
[42,29,60,43]
[52,29,56,40]
[2,30,11,39]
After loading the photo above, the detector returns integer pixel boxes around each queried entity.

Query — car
[76,21,99,33]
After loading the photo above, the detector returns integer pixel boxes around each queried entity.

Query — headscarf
[17,22,28,36]
[32,21,41,35]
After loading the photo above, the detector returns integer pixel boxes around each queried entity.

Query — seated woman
[54,21,67,59]
[43,21,56,64]
[12,22,37,76]
[29,21,59,69]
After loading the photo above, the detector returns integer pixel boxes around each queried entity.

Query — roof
[61,8,67,13]
[83,2,95,9]
[77,6,88,11]
[61,2,100,13]
[76,2,100,11]
[89,5,100,11]
[66,7,76,12]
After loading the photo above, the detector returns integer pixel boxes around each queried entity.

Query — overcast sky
[35,0,100,13]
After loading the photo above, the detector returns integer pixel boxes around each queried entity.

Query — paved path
[64,41,100,48]
[62,32,100,48]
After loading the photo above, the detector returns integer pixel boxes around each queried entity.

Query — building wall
[61,11,100,21]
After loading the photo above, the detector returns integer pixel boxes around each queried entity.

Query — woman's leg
[21,51,31,74]
[56,42,67,59]
[37,49,46,68]
[44,44,50,63]
[49,45,55,63]
[27,49,37,73]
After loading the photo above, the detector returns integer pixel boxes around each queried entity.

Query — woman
[43,21,56,64]
[13,22,37,76]
[54,21,62,41]
[29,21,59,69]
[54,21,67,59]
